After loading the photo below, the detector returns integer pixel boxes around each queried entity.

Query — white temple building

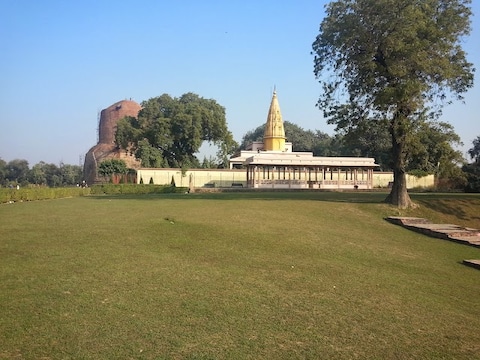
[229,91,379,189]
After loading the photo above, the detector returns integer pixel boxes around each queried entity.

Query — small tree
[463,136,480,192]
[98,159,127,183]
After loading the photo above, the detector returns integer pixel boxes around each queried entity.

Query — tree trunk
[384,165,414,208]
[384,113,416,209]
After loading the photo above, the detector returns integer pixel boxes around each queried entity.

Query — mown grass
[0,192,479,359]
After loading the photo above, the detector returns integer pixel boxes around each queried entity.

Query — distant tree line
[2,133,479,192]
[0,159,83,188]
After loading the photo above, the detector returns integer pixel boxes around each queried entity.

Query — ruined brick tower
[83,100,142,184]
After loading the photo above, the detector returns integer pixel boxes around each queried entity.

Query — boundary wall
[137,168,434,190]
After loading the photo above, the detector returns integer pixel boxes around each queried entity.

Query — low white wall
[137,169,247,188]
[373,172,435,189]
[137,169,435,189]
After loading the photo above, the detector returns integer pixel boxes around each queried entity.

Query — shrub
[89,184,188,195]
[0,187,91,203]
[463,163,480,193]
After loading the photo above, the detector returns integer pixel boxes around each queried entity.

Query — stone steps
[385,216,480,270]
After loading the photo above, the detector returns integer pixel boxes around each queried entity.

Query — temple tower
[263,90,286,151]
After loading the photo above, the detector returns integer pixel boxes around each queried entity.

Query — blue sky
[1,0,479,166]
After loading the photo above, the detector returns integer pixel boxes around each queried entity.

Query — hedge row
[89,184,189,195]
[0,184,189,203]
[0,187,91,203]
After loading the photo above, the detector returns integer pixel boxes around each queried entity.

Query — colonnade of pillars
[246,165,374,189]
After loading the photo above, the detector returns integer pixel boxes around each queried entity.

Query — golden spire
[263,90,286,151]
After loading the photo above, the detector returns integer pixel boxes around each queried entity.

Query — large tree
[312,0,474,208]
[116,93,238,169]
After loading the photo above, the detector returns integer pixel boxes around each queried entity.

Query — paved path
[386,216,480,270]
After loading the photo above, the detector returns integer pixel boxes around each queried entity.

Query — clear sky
[1,0,479,166]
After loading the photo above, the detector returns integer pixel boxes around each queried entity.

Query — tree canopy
[463,136,480,192]
[98,159,128,178]
[468,135,480,164]
[115,93,238,169]
[312,0,475,208]
[339,117,465,178]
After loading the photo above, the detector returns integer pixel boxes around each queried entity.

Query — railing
[251,179,372,188]
[256,179,305,185]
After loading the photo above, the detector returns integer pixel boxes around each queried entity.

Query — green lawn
[1,192,479,359]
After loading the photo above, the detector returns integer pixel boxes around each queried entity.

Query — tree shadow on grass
[412,196,480,223]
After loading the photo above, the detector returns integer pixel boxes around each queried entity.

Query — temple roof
[263,90,286,150]
[243,152,379,167]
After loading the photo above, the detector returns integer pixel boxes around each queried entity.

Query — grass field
[1,191,479,359]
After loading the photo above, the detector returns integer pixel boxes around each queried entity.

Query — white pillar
[338,168,341,189]
[271,166,275,189]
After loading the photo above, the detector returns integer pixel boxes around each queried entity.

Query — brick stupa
[83,100,141,184]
